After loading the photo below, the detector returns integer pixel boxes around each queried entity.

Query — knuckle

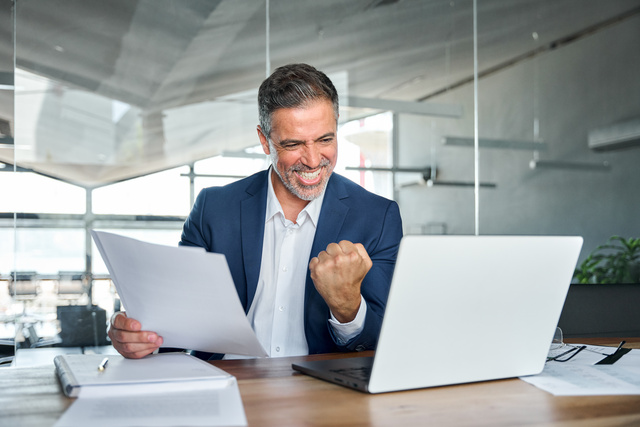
[125,318,137,330]
[111,329,123,342]
[112,312,126,328]
[121,342,138,353]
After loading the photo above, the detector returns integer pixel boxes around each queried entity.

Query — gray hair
[258,63,339,139]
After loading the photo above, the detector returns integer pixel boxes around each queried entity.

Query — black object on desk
[57,305,109,347]
[595,342,631,365]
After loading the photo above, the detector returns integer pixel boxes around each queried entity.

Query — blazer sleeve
[180,188,210,250]
[332,200,403,352]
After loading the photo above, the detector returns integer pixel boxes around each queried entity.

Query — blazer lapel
[305,175,349,312]
[309,175,349,259]
[241,170,268,313]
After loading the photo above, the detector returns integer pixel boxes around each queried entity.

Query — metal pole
[85,188,94,306]
[473,0,480,236]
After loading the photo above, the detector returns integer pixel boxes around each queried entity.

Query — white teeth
[298,169,321,180]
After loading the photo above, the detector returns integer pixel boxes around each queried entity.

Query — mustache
[289,158,332,172]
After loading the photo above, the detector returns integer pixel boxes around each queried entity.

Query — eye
[282,142,301,150]
[276,139,301,150]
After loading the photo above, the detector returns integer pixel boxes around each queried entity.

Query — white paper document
[520,345,640,396]
[55,385,247,427]
[91,230,267,357]
[54,353,246,427]
[55,353,232,396]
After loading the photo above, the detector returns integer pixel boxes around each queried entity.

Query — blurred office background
[1,0,639,364]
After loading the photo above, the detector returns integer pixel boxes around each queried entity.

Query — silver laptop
[292,235,583,393]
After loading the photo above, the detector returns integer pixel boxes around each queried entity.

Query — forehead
[270,99,337,140]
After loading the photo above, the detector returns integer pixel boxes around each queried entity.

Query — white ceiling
[1,0,639,187]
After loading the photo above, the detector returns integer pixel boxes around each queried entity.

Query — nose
[301,142,322,168]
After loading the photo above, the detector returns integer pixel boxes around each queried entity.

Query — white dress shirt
[230,172,366,358]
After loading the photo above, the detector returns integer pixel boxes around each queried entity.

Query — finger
[110,311,125,328]
[112,312,141,332]
[324,242,343,256]
[108,330,163,359]
[116,341,163,359]
[337,240,357,253]
[111,328,161,345]
[336,241,369,269]
[353,243,373,268]
[109,333,161,352]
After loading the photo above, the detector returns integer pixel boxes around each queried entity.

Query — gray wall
[397,14,640,261]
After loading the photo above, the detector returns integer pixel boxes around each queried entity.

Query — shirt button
[279,306,285,312]
[282,266,288,272]
[275,346,280,352]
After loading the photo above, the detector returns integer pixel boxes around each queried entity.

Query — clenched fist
[309,240,372,323]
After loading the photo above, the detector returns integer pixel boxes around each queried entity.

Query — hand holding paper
[108,312,164,359]
[92,230,267,358]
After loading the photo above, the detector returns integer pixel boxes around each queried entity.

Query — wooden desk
[1,339,639,426]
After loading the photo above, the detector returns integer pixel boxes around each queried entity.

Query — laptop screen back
[368,235,583,393]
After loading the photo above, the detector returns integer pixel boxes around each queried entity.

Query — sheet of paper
[91,230,267,357]
[520,345,640,395]
[54,378,247,427]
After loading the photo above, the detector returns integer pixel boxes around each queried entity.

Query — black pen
[613,341,626,354]
[98,357,109,372]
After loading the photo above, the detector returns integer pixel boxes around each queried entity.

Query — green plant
[574,236,640,284]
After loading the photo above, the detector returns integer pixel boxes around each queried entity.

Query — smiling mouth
[295,168,323,184]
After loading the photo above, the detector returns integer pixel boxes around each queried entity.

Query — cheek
[274,150,299,169]
[322,146,338,164]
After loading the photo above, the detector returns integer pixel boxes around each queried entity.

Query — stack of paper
[55,353,247,427]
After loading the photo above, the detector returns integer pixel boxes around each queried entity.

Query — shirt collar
[266,168,325,227]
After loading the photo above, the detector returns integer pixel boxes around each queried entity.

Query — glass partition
[7,0,637,365]
[0,0,14,367]
[387,2,475,235]
[474,2,640,279]
[6,0,275,365]
[2,0,476,366]
[269,0,475,235]
[473,1,640,337]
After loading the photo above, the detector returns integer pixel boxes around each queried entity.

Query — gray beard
[270,158,331,201]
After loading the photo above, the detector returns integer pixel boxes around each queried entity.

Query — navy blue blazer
[179,169,403,358]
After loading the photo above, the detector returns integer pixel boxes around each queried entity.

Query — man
[109,63,403,359]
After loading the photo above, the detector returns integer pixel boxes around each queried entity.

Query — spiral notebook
[53,353,247,427]
[54,352,232,398]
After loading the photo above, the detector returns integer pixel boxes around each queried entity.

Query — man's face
[258,99,338,202]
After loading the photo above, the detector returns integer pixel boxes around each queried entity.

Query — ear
[257,126,270,155]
